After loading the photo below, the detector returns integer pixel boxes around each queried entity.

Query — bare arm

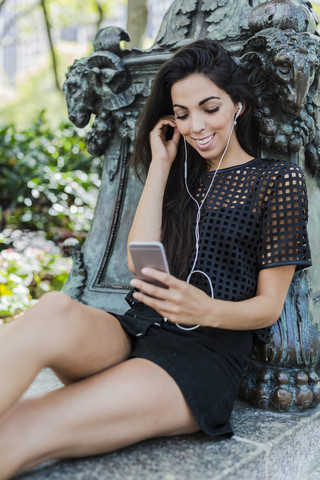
[129,264,296,330]
[127,116,180,273]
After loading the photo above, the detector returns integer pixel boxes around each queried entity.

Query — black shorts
[110,299,253,438]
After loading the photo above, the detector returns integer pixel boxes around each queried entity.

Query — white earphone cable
[176,106,240,331]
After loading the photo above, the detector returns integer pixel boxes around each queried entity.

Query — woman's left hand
[130,268,213,326]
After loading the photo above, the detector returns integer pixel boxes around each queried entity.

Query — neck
[207,136,254,171]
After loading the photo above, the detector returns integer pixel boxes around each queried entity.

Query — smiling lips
[193,134,215,149]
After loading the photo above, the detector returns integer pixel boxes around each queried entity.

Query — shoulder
[253,158,306,184]
[254,157,302,172]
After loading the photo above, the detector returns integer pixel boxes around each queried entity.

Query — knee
[12,292,79,365]
[37,291,76,320]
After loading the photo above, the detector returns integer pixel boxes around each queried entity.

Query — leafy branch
[94,0,104,32]
[39,0,61,92]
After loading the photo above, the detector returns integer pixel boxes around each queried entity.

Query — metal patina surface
[62,0,320,412]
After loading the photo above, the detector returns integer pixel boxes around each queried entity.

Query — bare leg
[0,358,200,479]
[0,291,131,416]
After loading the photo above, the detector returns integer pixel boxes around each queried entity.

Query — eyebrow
[173,96,221,109]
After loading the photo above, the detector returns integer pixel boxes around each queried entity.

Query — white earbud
[234,102,242,124]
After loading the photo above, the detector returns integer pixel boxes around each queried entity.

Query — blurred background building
[1,0,317,126]
[0,0,172,92]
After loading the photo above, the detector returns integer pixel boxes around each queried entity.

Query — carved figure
[248,0,318,34]
[252,271,319,369]
[63,53,122,156]
[241,28,320,176]
[235,1,320,408]
[63,0,320,414]
[272,371,293,410]
[309,372,320,404]
[242,257,320,410]
[153,0,315,49]
[153,0,263,49]
[63,27,147,157]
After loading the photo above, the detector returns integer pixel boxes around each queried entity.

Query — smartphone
[129,241,170,288]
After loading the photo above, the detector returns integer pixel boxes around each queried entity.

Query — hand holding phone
[129,241,169,288]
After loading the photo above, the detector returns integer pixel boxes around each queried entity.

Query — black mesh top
[188,157,312,343]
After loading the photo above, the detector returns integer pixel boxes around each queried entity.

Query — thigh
[2,358,200,476]
[51,307,132,384]
[10,291,132,383]
[47,295,132,383]
[55,358,200,446]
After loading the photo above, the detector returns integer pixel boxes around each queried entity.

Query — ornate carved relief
[241,365,320,411]
[248,0,318,34]
[238,0,320,410]
[202,0,262,41]
[63,26,151,160]
[63,27,154,293]
[241,271,320,411]
[61,238,87,300]
[91,109,141,290]
[152,0,268,49]
[152,0,316,49]
[241,28,320,177]
[63,0,320,411]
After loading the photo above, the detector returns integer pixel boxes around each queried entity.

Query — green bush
[0,111,102,241]
[0,243,72,323]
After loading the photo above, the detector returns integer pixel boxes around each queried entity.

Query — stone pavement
[15,369,320,480]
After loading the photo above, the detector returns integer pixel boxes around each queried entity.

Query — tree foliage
[0,111,102,240]
[312,1,320,28]
[43,0,114,29]
[0,243,72,321]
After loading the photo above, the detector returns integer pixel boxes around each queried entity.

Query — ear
[239,51,264,69]
[234,101,245,119]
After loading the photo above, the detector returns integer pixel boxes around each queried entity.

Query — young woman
[0,39,311,478]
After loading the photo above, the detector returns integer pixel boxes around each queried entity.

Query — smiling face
[171,73,243,169]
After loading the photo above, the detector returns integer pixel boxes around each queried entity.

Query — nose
[190,112,206,133]
[284,68,309,117]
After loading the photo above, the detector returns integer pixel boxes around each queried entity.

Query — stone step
[14,369,320,480]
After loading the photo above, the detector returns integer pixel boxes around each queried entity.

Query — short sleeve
[258,164,312,271]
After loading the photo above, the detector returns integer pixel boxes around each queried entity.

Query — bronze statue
[63,0,320,412]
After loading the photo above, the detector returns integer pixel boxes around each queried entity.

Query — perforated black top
[188,157,312,343]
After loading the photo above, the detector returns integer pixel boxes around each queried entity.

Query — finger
[130,277,171,301]
[158,115,176,123]
[140,268,174,286]
[153,117,176,130]
[132,290,177,318]
[171,126,181,145]
[150,123,176,146]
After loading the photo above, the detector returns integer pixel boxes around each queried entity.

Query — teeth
[195,135,213,145]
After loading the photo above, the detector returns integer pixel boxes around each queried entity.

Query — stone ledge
[15,369,320,480]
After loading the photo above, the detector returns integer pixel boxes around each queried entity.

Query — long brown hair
[131,39,257,279]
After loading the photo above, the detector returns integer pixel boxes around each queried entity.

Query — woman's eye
[205,107,220,114]
[175,114,189,120]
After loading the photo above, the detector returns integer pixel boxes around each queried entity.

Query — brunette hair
[131,39,257,278]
